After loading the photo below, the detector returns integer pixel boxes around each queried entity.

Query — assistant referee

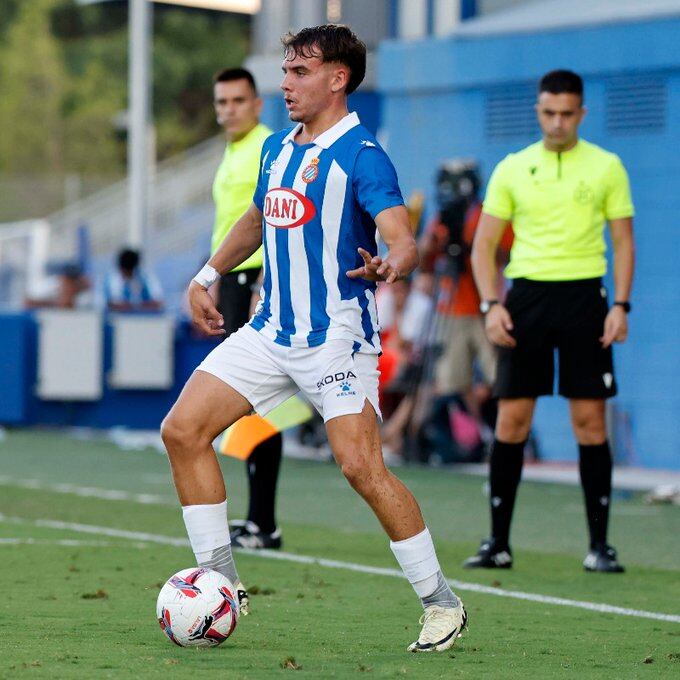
[467,70,635,573]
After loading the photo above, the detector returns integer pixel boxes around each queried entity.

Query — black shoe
[583,543,625,573]
[463,538,513,569]
[229,520,282,550]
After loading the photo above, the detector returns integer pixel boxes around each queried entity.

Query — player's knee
[340,460,365,489]
[340,459,377,492]
[571,413,606,445]
[160,415,199,454]
[160,415,181,449]
[496,409,532,442]
[340,457,386,496]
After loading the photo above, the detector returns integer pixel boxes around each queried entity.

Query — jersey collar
[229,122,266,149]
[540,138,582,156]
[281,111,360,149]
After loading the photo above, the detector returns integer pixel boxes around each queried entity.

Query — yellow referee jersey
[483,139,634,281]
[211,122,272,270]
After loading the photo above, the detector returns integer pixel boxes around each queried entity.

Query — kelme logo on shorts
[336,381,357,398]
[317,370,357,391]
[264,188,316,229]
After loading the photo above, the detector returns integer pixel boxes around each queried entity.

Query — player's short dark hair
[118,248,140,272]
[539,70,584,103]
[213,67,258,95]
[282,24,366,95]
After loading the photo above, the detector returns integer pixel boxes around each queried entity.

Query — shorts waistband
[511,277,602,289]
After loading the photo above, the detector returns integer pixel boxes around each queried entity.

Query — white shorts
[196,324,381,423]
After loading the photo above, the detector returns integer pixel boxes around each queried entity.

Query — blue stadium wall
[378,17,680,468]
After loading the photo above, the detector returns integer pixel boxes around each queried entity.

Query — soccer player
[210,67,283,550]
[161,24,467,652]
[466,70,635,572]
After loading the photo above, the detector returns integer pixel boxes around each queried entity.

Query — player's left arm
[601,156,635,348]
[346,205,418,284]
[601,217,635,348]
[346,145,417,284]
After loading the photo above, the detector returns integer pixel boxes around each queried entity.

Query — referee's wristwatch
[479,299,499,314]
[613,301,632,313]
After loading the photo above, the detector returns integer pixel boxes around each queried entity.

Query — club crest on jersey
[301,157,319,184]
[264,187,316,229]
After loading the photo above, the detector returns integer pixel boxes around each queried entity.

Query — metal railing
[47,134,224,263]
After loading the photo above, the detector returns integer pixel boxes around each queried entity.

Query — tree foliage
[0,0,250,219]
[0,0,65,174]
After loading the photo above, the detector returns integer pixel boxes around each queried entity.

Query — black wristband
[613,301,631,313]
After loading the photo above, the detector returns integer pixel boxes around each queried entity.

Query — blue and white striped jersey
[250,112,404,353]
[104,269,163,308]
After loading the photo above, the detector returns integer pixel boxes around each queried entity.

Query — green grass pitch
[0,429,679,678]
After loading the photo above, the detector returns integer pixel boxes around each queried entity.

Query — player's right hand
[485,304,516,348]
[346,247,401,283]
[188,281,226,336]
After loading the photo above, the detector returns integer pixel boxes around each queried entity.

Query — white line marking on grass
[0,538,148,548]
[0,475,173,506]
[1,514,679,625]
[248,548,680,624]
[0,514,189,547]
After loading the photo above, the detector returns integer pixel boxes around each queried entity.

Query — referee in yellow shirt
[467,70,635,573]
[210,68,282,550]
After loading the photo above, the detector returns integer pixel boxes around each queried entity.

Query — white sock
[182,500,239,584]
[390,527,459,607]
[390,527,441,596]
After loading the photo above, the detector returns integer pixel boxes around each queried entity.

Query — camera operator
[420,162,512,460]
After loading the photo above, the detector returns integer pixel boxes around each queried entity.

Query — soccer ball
[156,568,239,647]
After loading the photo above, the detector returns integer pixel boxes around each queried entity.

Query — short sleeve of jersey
[252,142,271,212]
[604,156,635,220]
[352,146,404,219]
[482,157,514,221]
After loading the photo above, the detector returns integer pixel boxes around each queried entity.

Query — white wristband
[193,264,220,289]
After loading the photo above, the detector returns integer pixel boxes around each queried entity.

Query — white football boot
[235,581,249,616]
[407,601,468,652]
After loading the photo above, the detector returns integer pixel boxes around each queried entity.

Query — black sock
[578,441,612,550]
[489,439,525,549]
[246,432,283,534]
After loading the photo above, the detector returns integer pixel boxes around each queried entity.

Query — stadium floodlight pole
[128,0,152,250]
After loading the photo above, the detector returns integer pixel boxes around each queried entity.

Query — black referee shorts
[494,277,617,400]
[216,268,261,337]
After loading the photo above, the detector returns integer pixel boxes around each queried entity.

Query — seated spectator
[24,261,91,309]
[104,248,163,312]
